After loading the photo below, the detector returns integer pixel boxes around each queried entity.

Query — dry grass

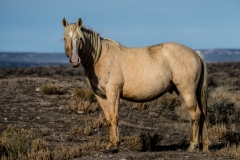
[40,85,65,95]
[69,88,99,113]
[0,125,82,160]
[122,135,141,149]
[209,86,240,107]
[140,133,163,151]
[80,140,108,154]
[71,88,95,102]
[39,127,52,136]
[0,125,36,158]
[214,143,240,159]
[208,123,227,142]
[132,102,149,110]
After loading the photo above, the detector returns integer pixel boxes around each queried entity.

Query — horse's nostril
[69,58,72,63]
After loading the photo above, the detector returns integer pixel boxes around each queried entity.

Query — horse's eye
[63,37,66,41]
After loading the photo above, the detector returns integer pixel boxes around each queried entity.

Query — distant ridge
[0,49,239,68]
[0,52,68,68]
[199,49,240,62]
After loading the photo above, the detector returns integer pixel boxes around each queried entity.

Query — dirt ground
[0,63,239,159]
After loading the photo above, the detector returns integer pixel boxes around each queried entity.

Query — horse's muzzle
[69,57,80,68]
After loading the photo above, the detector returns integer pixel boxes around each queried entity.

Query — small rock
[83,126,92,136]
[59,106,66,110]
[78,111,84,114]
[35,87,41,92]
[36,116,40,119]
[4,118,7,121]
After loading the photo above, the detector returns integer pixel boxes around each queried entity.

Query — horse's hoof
[202,144,210,152]
[103,148,118,154]
[187,143,199,152]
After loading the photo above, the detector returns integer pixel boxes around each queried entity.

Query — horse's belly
[121,78,173,102]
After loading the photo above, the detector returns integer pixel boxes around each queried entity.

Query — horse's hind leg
[181,93,202,151]
[200,113,210,152]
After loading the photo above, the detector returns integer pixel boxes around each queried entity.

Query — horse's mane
[80,27,122,71]
[80,26,102,71]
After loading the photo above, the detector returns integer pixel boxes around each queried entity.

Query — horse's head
[62,18,85,68]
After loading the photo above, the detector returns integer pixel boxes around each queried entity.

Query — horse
[62,18,210,153]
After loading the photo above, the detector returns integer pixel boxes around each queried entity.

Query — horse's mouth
[71,63,80,68]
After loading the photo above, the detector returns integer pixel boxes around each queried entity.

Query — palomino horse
[62,18,210,153]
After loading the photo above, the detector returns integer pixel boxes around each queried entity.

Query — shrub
[148,93,181,121]
[69,88,99,113]
[40,85,65,95]
[122,136,141,149]
[208,123,227,142]
[132,102,149,110]
[0,125,82,159]
[208,99,236,125]
[140,132,162,151]
[0,125,36,158]
[72,88,96,103]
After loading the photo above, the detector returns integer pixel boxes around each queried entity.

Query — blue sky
[0,1,240,53]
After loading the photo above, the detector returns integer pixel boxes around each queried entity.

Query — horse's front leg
[104,84,121,153]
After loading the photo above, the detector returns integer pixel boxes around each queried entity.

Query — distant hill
[0,49,239,68]
[0,52,68,68]
[199,49,240,62]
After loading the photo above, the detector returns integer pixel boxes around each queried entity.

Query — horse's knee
[183,97,201,121]
[109,114,119,125]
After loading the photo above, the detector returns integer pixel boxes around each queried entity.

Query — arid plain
[0,62,239,159]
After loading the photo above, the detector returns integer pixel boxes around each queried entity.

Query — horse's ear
[62,18,68,28]
[77,18,82,27]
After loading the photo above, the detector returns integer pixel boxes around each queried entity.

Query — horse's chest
[87,76,107,98]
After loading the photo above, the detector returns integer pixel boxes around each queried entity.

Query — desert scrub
[147,93,181,120]
[208,99,237,126]
[214,143,240,159]
[40,85,65,95]
[140,132,163,151]
[80,140,108,154]
[0,125,36,158]
[72,88,96,102]
[69,88,99,113]
[0,125,82,159]
[208,123,227,142]
[122,135,141,149]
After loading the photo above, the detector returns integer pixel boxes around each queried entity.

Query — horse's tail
[196,51,208,116]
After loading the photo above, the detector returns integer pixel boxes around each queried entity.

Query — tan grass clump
[208,123,227,142]
[0,126,83,160]
[81,140,108,154]
[214,143,240,159]
[0,125,36,158]
[122,135,141,149]
[69,88,99,113]
[40,85,65,95]
[132,102,149,110]
[209,86,240,107]
[50,143,81,160]
[72,88,95,102]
